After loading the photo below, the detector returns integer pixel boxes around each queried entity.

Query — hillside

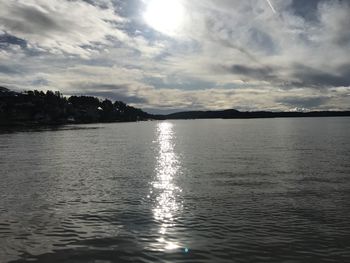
[161,109,350,120]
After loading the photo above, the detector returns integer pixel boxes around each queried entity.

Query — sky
[0,0,349,113]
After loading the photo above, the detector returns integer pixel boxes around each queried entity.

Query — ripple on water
[1,119,350,262]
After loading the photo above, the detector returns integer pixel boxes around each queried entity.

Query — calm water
[0,118,350,262]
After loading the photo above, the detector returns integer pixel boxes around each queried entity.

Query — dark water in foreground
[0,118,350,262]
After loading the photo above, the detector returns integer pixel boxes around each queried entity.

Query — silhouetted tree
[0,87,151,125]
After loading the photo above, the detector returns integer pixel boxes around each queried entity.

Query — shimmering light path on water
[0,118,350,262]
[152,122,183,251]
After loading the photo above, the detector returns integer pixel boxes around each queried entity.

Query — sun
[143,0,185,36]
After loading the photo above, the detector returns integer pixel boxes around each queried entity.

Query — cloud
[0,0,349,112]
[66,83,148,104]
[0,33,27,49]
[318,0,350,47]
[290,0,322,21]
[277,96,331,109]
[223,64,277,82]
[0,64,23,75]
[291,64,350,88]
[0,0,126,57]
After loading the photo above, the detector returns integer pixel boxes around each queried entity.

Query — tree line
[0,87,151,126]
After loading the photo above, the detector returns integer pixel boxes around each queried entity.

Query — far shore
[1,87,349,127]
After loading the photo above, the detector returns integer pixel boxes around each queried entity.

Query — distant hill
[0,86,9,92]
[0,87,152,126]
[159,109,350,120]
[165,109,240,119]
[0,86,17,96]
[1,86,350,126]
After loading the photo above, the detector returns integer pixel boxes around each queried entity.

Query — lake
[0,118,350,262]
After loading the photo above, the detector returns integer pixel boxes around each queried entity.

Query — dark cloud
[115,0,144,18]
[30,78,49,86]
[78,0,113,9]
[0,33,27,49]
[79,0,144,17]
[290,0,322,21]
[78,0,104,7]
[292,64,350,88]
[291,0,350,46]
[277,96,330,109]
[248,28,277,55]
[223,64,278,82]
[222,63,350,90]
[0,65,23,75]
[0,5,63,34]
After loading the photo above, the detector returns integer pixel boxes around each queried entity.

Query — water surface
[1,118,350,262]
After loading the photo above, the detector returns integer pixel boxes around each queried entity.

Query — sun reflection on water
[151,122,182,251]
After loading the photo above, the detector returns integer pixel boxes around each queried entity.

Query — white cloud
[0,0,127,57]
[0,0,349,112]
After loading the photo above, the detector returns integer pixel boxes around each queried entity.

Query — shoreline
[1,114,349,129]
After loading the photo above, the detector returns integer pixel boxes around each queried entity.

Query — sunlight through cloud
[143,0,185,36]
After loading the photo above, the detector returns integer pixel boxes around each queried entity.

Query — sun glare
[144,0,185,36]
